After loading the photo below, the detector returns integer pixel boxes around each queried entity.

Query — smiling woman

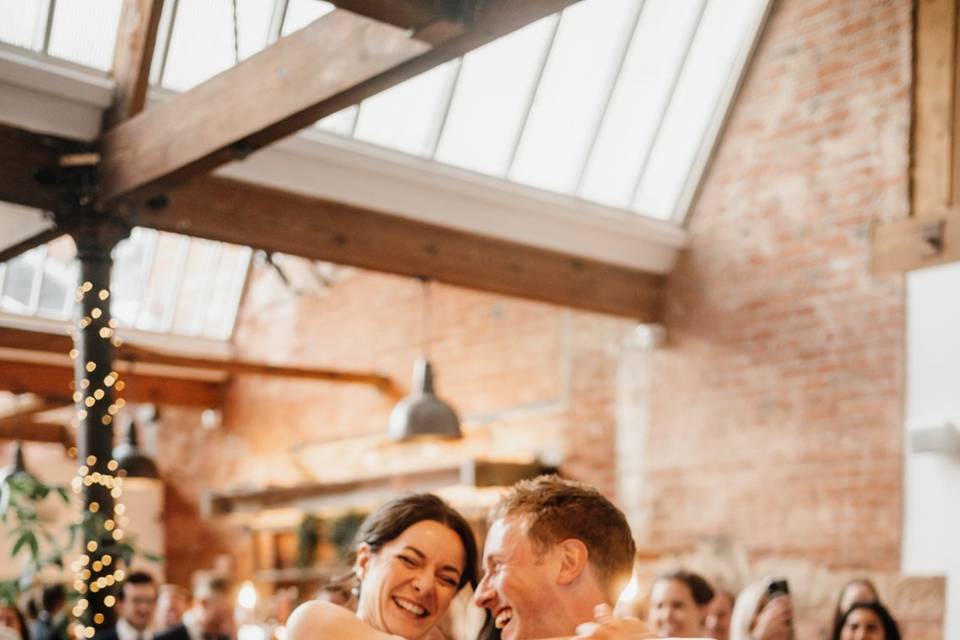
[286,494,478,640]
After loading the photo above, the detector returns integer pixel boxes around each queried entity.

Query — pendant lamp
[388,279,462,442]
[113,413,159,479]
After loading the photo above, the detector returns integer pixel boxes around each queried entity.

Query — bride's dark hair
[354,493,478,590]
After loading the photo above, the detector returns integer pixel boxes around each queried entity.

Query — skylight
[0,0,770,223]
[0,204,251,341]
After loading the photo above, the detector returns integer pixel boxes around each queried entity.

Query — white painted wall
[903,261,960,639]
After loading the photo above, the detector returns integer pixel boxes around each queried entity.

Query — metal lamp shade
[388,359,462,441]
[113,415,160,479]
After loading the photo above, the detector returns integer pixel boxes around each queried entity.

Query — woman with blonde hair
[729,578,793,640]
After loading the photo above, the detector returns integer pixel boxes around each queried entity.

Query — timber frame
[872,0,960,273]
[1,0,670,321]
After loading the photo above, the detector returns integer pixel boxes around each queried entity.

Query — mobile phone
[767,579,790,598]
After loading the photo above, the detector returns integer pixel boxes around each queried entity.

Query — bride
[287,493,478,640]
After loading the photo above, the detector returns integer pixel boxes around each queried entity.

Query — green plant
[296,513,323,568]
[329,512,367,562]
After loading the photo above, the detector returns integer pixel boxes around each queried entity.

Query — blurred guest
[312,584,352,610]
[831,601,900,640]
[155,577,234,640]
[154,586,189,632]
[705,590,736,640]
[832,579,880,631]
[0,602,30,640]
[95,571,159,640]
[730,577,793,640]
[648,570,715,638]
[30,585,66,640]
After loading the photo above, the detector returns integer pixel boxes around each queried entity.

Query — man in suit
[154,576,234,640]
[473,475,654,640]
[31,584,67,640]
[95,571,158,640]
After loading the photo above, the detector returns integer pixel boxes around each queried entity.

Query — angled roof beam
[326,0,467,31]
[0,326,398,395]
[102,0,166,129]
[137,176,665,321]
[97,0,580,206]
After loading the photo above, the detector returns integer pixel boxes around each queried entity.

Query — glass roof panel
[46,0,123,71]
[36,235,77,318]
[281,0,334,37]
[433,16,557,176]
[0,0,49,51]
[508,0,639,194]
[353,60,458,157]
[161,0,273,91]
[634,0,767,219]
[577,0,706,209]
[0,227,250,342]
[316,105,359,136]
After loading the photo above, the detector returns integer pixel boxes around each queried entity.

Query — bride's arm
[286,601,404,640]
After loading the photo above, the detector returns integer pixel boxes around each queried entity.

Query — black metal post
[70,215,129,637]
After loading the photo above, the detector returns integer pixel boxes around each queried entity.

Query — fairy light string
[70,282,128,639]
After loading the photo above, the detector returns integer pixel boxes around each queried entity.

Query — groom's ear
[555,538,590,586]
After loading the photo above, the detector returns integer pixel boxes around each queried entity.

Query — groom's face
[474,516,566,640]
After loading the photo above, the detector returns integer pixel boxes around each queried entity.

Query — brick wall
[626,0,912,570]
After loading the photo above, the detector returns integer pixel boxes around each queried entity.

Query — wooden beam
[138,176,665,320]
[0,227,64,264]
[325,0,464,30]
[0,326,398,393]
[207,459,550,516]
[96,0,579,205]
[913,0,957,214]
[0,358,223,408]
[98,11,430,204]
[871,208,960,273]
[0,420,73,447]
[102,0,166,129]
[0,124,88,211]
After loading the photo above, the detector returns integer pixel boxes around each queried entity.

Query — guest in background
[95,571,159,640]
[30,585,66,640]
[831,601,900,640]
[154,576,234,640]
[154,585,190,632]
[832,579,880,632]
[0,601,30,640]
[705,590,735,640]
[730,577,793,640]
[647,570,715,638]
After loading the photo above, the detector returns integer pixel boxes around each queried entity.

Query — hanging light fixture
[0,441,33,486]
[388,279,462,442]
[113,411,159,479]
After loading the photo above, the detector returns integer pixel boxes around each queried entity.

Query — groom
[474,475,653,639]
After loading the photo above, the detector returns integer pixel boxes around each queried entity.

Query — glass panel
[281,0,333,37]
[47,0,123,71]
[0,248,43,314]
[161,0,274,91]
[0,0,49,51]
[353,61,459,157]
[508,0,638,193]
[37,235,76,318]
[171,238,221,334]
[433,16,556,176]
[634,0,766,219]
[316,105,358,136]
[136,233,188,331]
[110,228,155,327]
[202,245,251,339]
[578,0,705,208]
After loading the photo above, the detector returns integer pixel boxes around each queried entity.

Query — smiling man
[475,475,653,639]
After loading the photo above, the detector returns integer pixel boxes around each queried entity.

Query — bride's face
[355,520,466,639]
